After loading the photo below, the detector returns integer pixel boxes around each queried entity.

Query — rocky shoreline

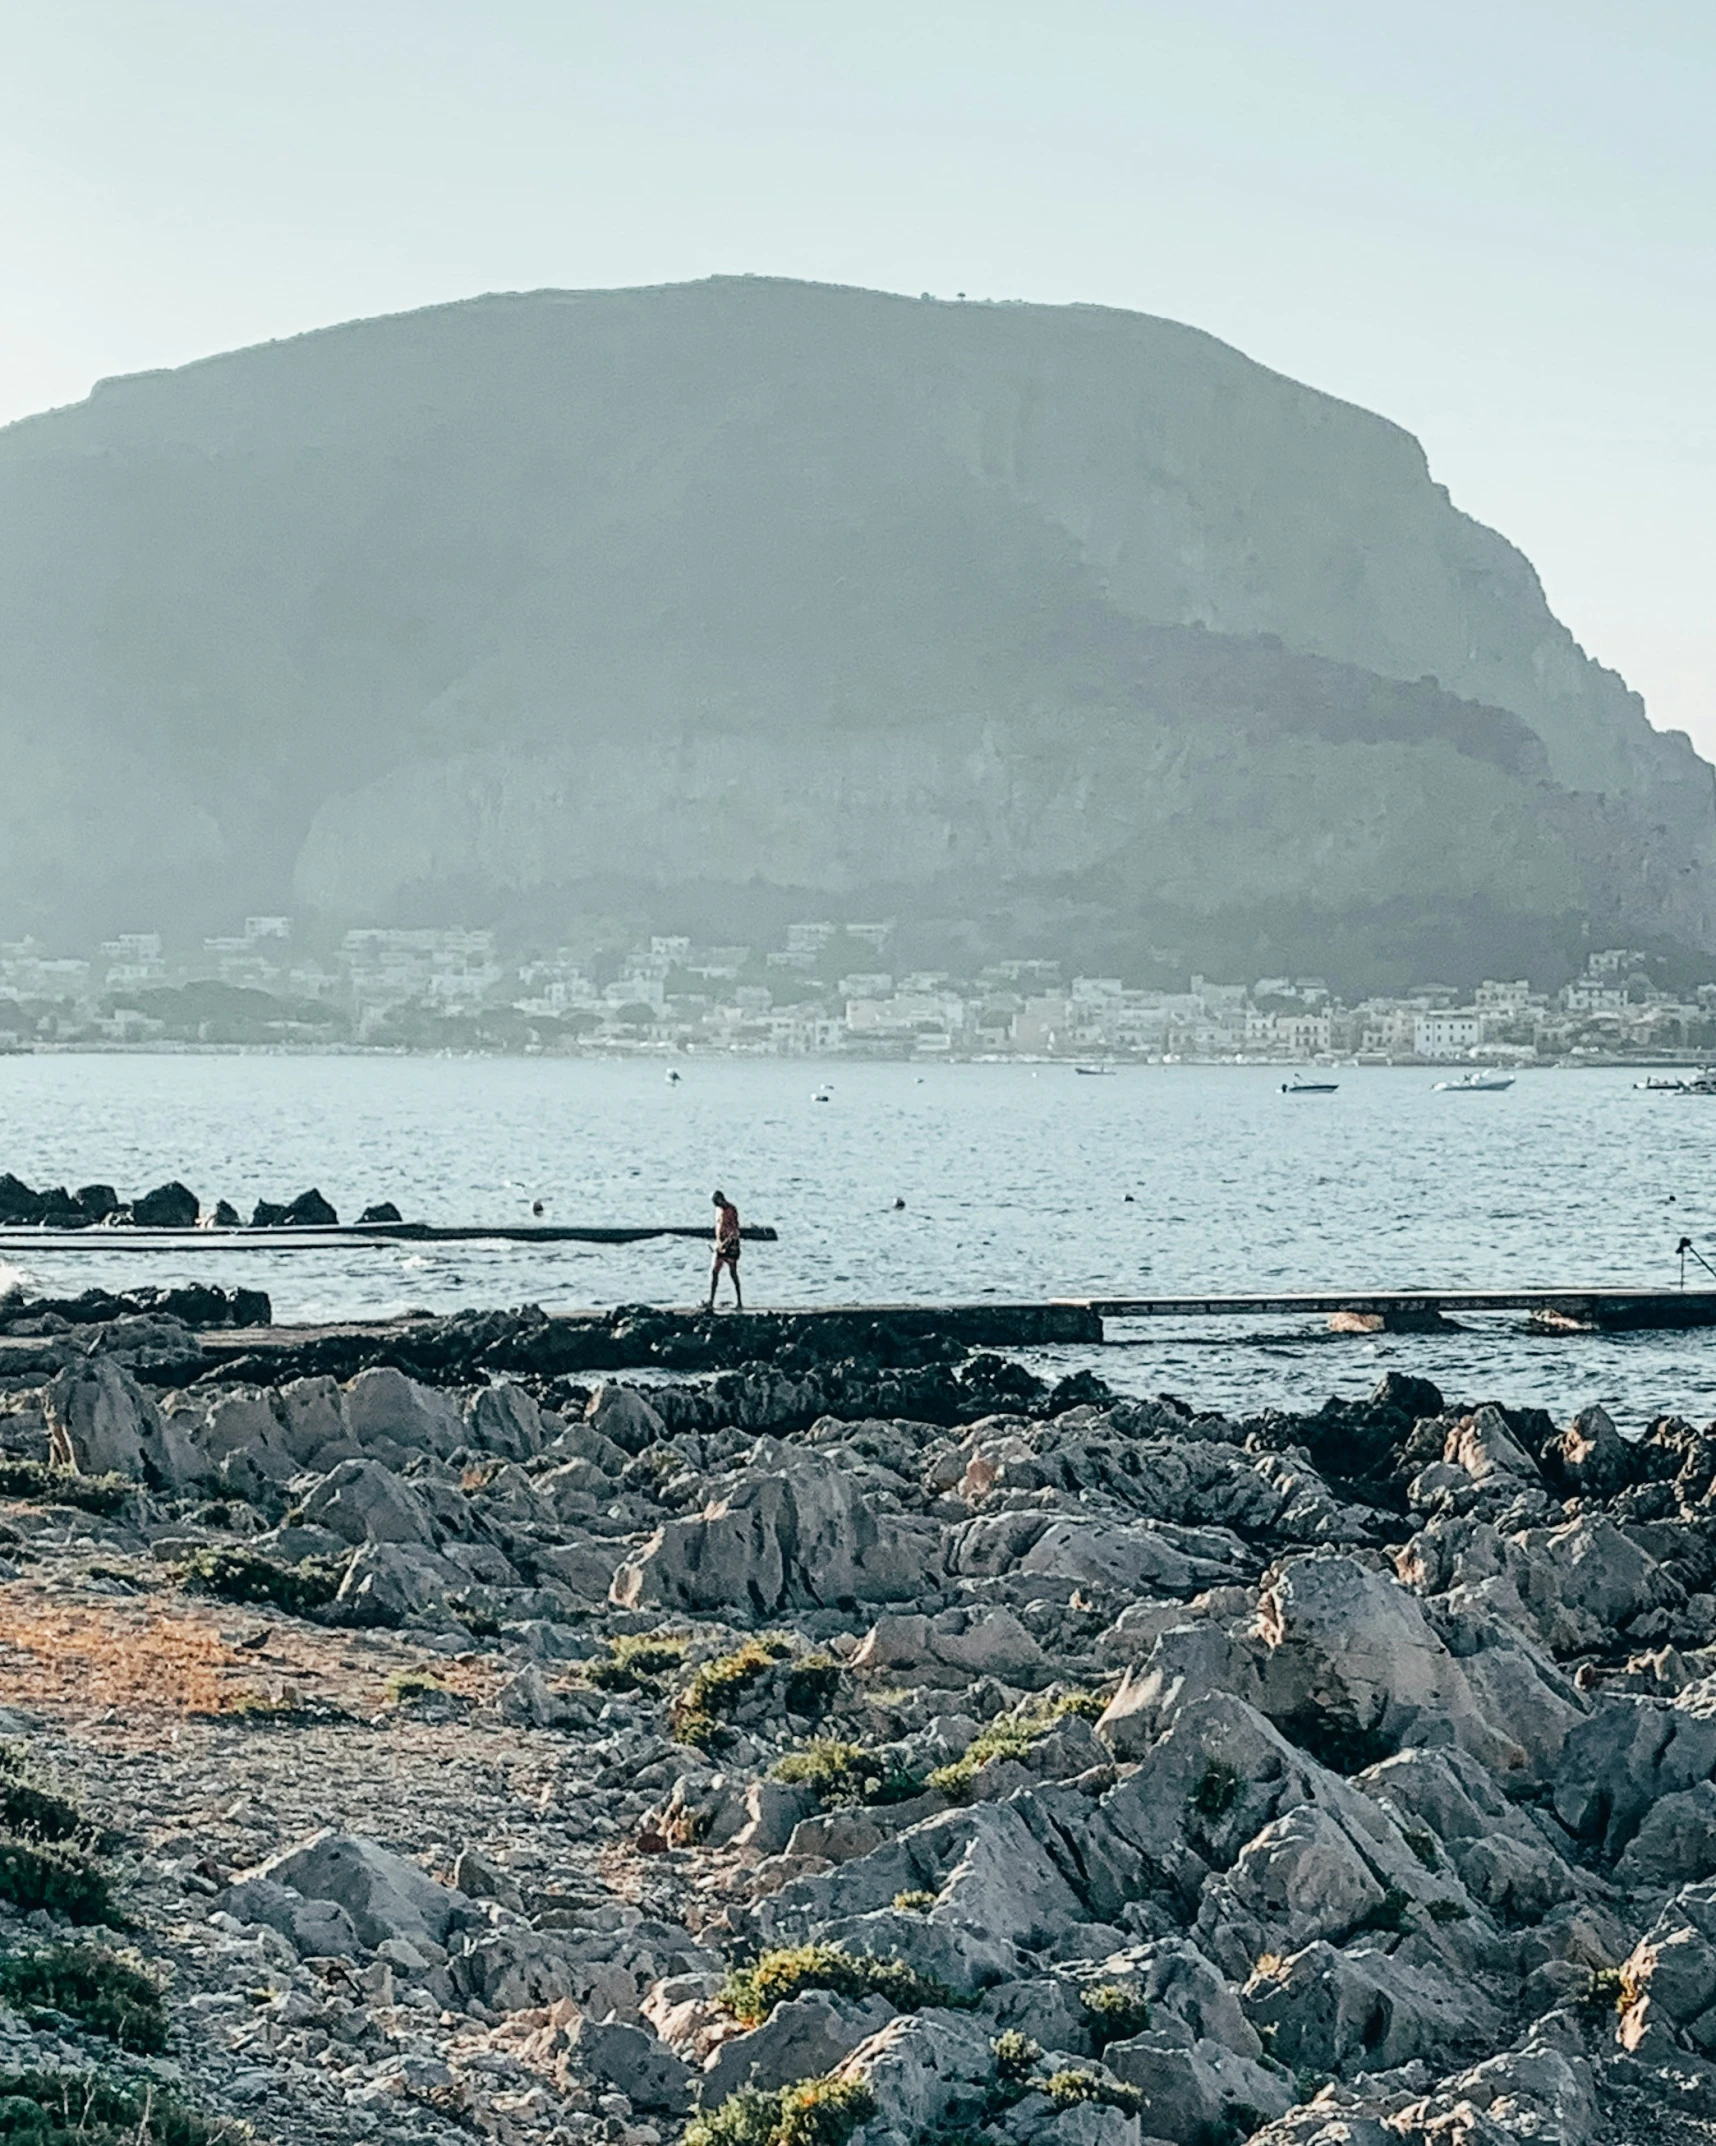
[3,1294,1716,2146]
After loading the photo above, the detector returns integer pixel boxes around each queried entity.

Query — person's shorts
[716,1243,741,1264]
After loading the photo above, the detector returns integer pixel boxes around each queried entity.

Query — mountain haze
[1,275,1709,986]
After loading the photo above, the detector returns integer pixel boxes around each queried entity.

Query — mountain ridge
[1,274,1708,986]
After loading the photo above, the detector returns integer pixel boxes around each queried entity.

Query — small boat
[812,1086,832,1103]
[665,1069,682,1085]
[1280,1076,1339,1094]
[1432,1071,1515,1092]
[1074,1064,1116,1077]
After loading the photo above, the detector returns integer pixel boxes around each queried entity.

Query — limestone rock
[253,1828,461,1951]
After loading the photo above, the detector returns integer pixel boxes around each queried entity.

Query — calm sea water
[3,1052,1716,1432]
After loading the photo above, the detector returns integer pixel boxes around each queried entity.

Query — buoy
[532,1200,545,1217]
[893,1198,906,1211]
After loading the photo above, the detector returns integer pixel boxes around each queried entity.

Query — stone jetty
[1,1293,1713,2145]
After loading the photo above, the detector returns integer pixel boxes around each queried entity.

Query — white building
[1414,1012,1482,1056]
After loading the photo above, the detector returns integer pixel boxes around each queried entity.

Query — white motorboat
[1280,1076,1339,1094]
[1432,1071,1515,1092]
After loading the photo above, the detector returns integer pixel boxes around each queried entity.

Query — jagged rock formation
[0,276,1711,983]
[8,1318,1716,2141]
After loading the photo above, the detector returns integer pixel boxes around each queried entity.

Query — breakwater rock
[3,1334,1715,2145]
[0,1170,345,1228]
[197,1302,1104,1391]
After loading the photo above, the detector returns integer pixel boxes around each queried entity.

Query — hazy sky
[3,0,1710,751]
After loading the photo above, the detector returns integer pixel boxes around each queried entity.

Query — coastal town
[2,918,1713,1064]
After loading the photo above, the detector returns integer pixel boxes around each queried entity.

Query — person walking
[708,1189,743,1310]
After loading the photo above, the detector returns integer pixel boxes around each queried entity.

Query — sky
[2,0,1710,751]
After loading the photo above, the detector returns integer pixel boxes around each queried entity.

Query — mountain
[0,275,1709,988]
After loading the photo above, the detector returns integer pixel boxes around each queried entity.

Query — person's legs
[707,1252,721,1311]
[731,1258,743,1311]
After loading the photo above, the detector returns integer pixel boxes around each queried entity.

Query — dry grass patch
[0,1597,263,1718]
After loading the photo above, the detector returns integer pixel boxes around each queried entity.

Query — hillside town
[2,919,1713,1064]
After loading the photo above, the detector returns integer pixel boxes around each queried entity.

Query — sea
[3,1051,1716,1434]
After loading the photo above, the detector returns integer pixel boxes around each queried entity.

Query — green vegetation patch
[0,1836,116,1927]
[990,2031,1041,2085]
[0,1462,131,1519]
[672,1637,793,1750]
[1188,1761,1241,1822]
[926,1691,1109,1802]
[685,2074,875,2146]
[174,1546,345,1618]
[0,1751,88,1848]
[582,1632,689,1693]
[772,1739,922,1809]
[720,1944,962,2026]
[0,1946,167,2052]
[1082,1982,1150,2046]
[0,2068,225,2145]
[1044,2070,1148,2118]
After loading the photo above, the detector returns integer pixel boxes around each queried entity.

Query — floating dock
[0,1222,778,1252]
[1080,1288,1716,1332]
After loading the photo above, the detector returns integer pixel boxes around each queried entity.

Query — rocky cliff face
[0,276,1707,980]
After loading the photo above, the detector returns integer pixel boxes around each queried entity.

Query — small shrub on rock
[672,1637,793,1749]
[773,1740,921,1808]
[892,1889,936,1914]
[0,1461,132,1518]
[926,1720,1041,1800]
[721,1944,961,2025]
[0,1752,87,1846]
[0,1837,115,1925]
[0,2068,222,2145]
[1082,1982,1149,2045]
[174,1547,345,1618]
[782,1653,841,1718]
[686,2074,875,2146]
[990,2031,1042,2085]
[583,1632,689,1692]
[1188,1761,1241,1821]
[0,1944,167,2051]
[1044,2070,1148,2118]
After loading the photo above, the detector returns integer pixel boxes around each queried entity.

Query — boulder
[466,1382,548,1460]
[45,1356,199,1488]
[342,1366,465,1462]
[851,1606,1048,1689]
[73,1184,119,1221]
[699,1990,890,2103]
[1242,1939,1498,2073]
[455,1928,583,2012]
[215,1875,362,1958]
[1444,1405,1539,1482]
[299,1458,437,1546]
[574,2019,692,2113]
[1104,2012,1294,2136]
[1255,1553,1519,1772]
[1616,1782,1716,1888]
[1541,1405,1634,1498]
[734,1779,817,1860]
[831,2009,998,2140]
[334,1542,464,1626]
[358,1202,403,1224]
[1552,1695,1716,1857]
[130,1180,199,1228]
[586,1383,668,1452]
[253,1828,460,1951]
[283,1188,338,1226]
[612,1438,939,1614]
[1098,1624,1260,1758]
